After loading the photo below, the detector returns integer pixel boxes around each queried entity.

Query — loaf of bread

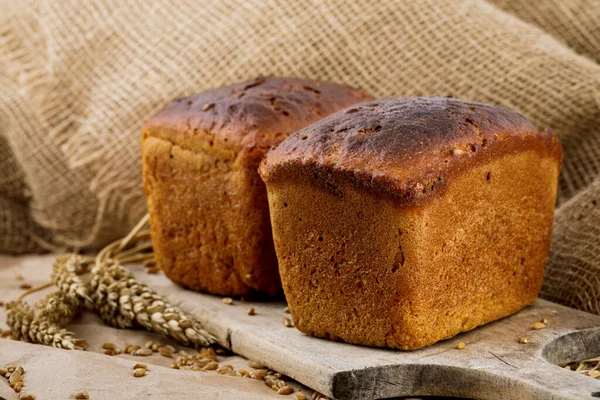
[142,77,373,296]
[259,97,563,349]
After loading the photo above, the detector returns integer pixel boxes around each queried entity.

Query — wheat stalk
[5,213,215,349]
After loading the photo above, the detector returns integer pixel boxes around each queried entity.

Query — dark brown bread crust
[142,77,373,296]
[144,76,374,155]
[260,97,563,203]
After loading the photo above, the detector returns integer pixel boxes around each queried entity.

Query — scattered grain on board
[278,385,294,395]
[133,363,147,370]
[159,347,173,358]
[73,390,90,399]
[135,348,153,356]
[282,317,293,327]
[540,317,549,324]
[133,368,146,377]
[457,341,466,350]
[203,361,219,371]
[222,297,234,305]
[531,321,545,330]
[247,307,256,316]
[519,336,529,344]
[19,283,32,290]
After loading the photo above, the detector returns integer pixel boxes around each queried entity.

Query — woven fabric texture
[1,0,599,314]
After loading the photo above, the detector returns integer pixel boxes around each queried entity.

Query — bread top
[142,76,373,162]
[260,97,563,204]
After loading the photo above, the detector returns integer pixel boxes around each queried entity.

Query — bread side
[260,97,563,348]
[142,77,373,296]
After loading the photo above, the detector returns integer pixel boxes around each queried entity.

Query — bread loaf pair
[143,79,562,349]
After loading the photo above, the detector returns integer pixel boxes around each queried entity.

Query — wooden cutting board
[133,267,600,400]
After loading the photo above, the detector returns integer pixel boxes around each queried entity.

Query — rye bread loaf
[259,97,563,349]
[142,77,373,296]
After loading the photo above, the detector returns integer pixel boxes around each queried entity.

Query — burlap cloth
[0,0,599,318]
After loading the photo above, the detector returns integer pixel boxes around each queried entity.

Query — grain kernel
[127,345,140,354]
[251,370,266,380]
[102,342,116,350]
[217,366,232,374]
[135,348,153,356]
[519,336,529,344]
[247,307,256,316]
[133,363,147,370]
[249,361,264,369]
[19,393,36,400]
[145,340,154,349]
[19,283,32,290]
[457,341,466,350]
[159,347,172,358]
[282,318,293,328]
[202,361,219,371]
[296,392,307,400]
[73,390,90,399]
[278,386,293,395]
[540,317,548,324]
[133,368,146,377]
[222,297,233,305]
[202,103,215,111]
[531,322,545,330]
[283,306,290,314]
